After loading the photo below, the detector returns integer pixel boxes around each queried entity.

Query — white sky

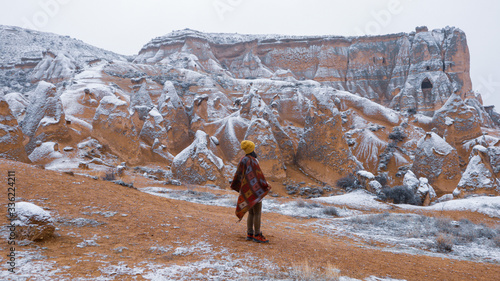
[1,0,499,107]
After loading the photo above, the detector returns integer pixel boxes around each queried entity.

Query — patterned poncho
[230,155,271,220]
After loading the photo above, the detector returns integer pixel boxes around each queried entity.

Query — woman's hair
[248,151,258,158]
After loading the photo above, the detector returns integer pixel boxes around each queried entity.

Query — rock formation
[0,98,29,162]
[296,91,361,186]
[171,130,225,186]
[0,25,498,198]
[411,132,461,194]
[454,145,500,197]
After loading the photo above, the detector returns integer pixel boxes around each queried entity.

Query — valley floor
[0,159,499,280]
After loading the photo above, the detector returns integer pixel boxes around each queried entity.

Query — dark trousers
[247,201,262,235]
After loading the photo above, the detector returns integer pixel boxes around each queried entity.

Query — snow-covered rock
[28,141,63,164]
[92,95,142,165]
[20,81,70,153]
[157,81,191,155]
[454,145,500,197]
[403,170,420,193]
[411,132,461,194]
[416,177,437,206]
[12,202,55,241]
[243,118,286,180]
[0,98,29,162]
[296,92,361,186]
[171,130,225,186]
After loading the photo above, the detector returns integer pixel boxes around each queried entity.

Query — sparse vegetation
[112,180,135,189]
[323,206,339,217]
[436,233,454,252]
[289,260,340,281]
[336,174,361,191]
[102,169,116,181]
[379,186,420,205]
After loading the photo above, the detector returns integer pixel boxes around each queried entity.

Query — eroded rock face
[171,130,225,186]
[0,98,29,162]
[92,95,142,165]
[20,81,70,154]
[244,118,286,180]
[157,81,191,155]
[454,145,500,197]
[432,94,482,144]
[296,92,361,186]
[136,27,471,113]
[12,202,55,241]
[411,132,461,194]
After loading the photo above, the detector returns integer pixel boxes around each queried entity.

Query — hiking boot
[246,233,254,241]
[253,233,269,243]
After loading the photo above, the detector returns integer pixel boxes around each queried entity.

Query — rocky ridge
[0,25,499,203]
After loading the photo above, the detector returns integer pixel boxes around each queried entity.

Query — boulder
[28,141,63,164]
[411,132,461,194]
[416,177,437,206]
[12,202,55,241]
[403,170,420,193]
[171,130,225,186]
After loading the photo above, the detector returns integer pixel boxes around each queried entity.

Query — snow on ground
[313,189,392,210]
[401,195,500,218]
[313,212,500,264]
[140,186,360,219]
[0,250,60,281]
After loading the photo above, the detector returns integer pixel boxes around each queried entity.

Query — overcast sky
[1,0,499,107]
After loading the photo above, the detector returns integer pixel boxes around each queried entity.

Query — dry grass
[436,233,454,252]
[290,260,340,281]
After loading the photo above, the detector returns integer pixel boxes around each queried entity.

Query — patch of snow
[417,132,453,155]
[313,190,391,210]
[13,202,52,226]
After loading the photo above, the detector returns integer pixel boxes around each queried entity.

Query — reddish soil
[1,158,499,280]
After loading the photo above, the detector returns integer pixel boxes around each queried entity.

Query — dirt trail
[1,159,499,280]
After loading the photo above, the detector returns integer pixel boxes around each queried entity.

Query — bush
[102,170,116,181]
[380,186,420,205]
[388,130,407,142]
[436,234,453,252]
[336,174,360,191]
[323,207,339,217]
[375,173,388,188]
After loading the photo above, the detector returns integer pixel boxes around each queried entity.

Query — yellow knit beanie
[241,140,255,154]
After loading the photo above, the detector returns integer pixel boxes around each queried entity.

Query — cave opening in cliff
[421,78,433,103]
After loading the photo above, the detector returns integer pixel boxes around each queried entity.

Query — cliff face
[0,25,497,200]
[135,27,471,115]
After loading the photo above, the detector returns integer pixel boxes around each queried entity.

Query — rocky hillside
[0,25,499,203]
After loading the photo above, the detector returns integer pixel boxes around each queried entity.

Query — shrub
[380,186,420,205]
[388,131,407,142]
[336,174,360,191]
[102,170,116,181]
[436,234,453,252]
[323,207,339,217]
[375,173,388,188]
[407,108,417,115]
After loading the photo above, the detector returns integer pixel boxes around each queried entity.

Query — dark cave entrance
[421,78,433,103]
